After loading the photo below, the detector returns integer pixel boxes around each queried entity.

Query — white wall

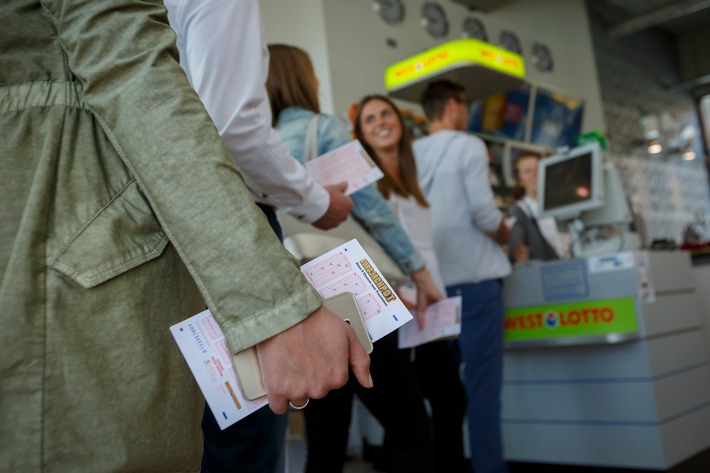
[261,0,605,134]
[259,0,336,114]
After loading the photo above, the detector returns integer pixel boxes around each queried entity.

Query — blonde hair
[354,94,428,208]
[266,44,320,125]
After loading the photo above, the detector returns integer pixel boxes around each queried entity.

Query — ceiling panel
[603,0,710,36]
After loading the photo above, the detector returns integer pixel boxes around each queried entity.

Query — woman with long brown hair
[268,44,443,473]
[354,94,468,473]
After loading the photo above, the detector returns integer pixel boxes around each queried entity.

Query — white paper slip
[171,239,410,429]
[301,239,413,342]
[398,295,462,349]
[169,310,268,430]
[305,139,384,195]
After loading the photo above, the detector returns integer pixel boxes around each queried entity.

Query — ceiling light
[647,142,663,154]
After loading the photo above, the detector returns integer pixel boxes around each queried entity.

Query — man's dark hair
[420,79,466,121]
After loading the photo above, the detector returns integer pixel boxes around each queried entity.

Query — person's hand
[255,305,372,414]
[514,241,530,264]
[493,219,511,244]
[410,268,444,329]
[396,289,416,311]
[312,182,354,230]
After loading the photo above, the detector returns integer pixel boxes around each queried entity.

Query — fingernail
[368,373,374,388]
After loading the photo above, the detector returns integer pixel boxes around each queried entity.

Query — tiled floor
[343,458,379,473]
[284,410,710,473]
[507,453,710,473]
[283,437,383,473]
[286,441,710,473]
[328,457,710,473]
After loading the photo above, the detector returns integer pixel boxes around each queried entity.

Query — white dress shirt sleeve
[166,0,329,223]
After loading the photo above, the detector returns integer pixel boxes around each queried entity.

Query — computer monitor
[537,141,604,221]
[538,141,639,256]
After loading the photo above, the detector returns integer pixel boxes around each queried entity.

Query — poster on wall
[530,87,584,148]
[467,84,531,141]
[467,84,584,149]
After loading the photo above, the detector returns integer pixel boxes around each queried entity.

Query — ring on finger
[289,399,309,410]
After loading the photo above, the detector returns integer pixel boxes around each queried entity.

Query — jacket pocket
[50,180,169,289]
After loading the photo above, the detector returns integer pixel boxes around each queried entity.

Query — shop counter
[691,253,710,369]
[501,250,710,470]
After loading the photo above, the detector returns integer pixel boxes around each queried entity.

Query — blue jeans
[201,204,287,473]
[201,405,288,473]
[447,279,509,473]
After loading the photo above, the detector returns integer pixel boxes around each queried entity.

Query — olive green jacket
[0,1,322,471]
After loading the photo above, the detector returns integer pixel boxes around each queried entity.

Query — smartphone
[232,292,373,401]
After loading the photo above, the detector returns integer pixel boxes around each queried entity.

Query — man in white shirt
[165,1,353,471]
[166,0,351,232]
[414,79,511,473]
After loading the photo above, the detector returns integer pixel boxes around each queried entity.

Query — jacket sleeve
[40,0,322,353]
[318,116,425,275]
[165,0,330,223]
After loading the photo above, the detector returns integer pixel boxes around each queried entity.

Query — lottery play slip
[170,239,411,429]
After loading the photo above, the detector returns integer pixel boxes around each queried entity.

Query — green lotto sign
[504,297,638,341]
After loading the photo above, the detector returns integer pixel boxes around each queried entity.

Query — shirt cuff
[480,211,503,234]
[398,250,426,276]
[284,184,330,224]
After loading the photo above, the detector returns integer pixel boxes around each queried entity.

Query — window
[700,95,710,155]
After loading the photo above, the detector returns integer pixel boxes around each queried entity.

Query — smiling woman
[353,93,469,473]
[355,95,429,209]
[266,43,446,473]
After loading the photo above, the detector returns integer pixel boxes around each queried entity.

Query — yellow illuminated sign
[385,38,525,92]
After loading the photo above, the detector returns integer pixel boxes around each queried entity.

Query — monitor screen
[542,152,593,212]
[537,142,604,220]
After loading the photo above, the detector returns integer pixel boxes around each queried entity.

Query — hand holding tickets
[170,239,410,428]
[233,292,372,402]
[397,286,462,349]
[254,300,372,414]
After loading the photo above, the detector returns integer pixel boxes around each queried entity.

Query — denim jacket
[276,107,425,275]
